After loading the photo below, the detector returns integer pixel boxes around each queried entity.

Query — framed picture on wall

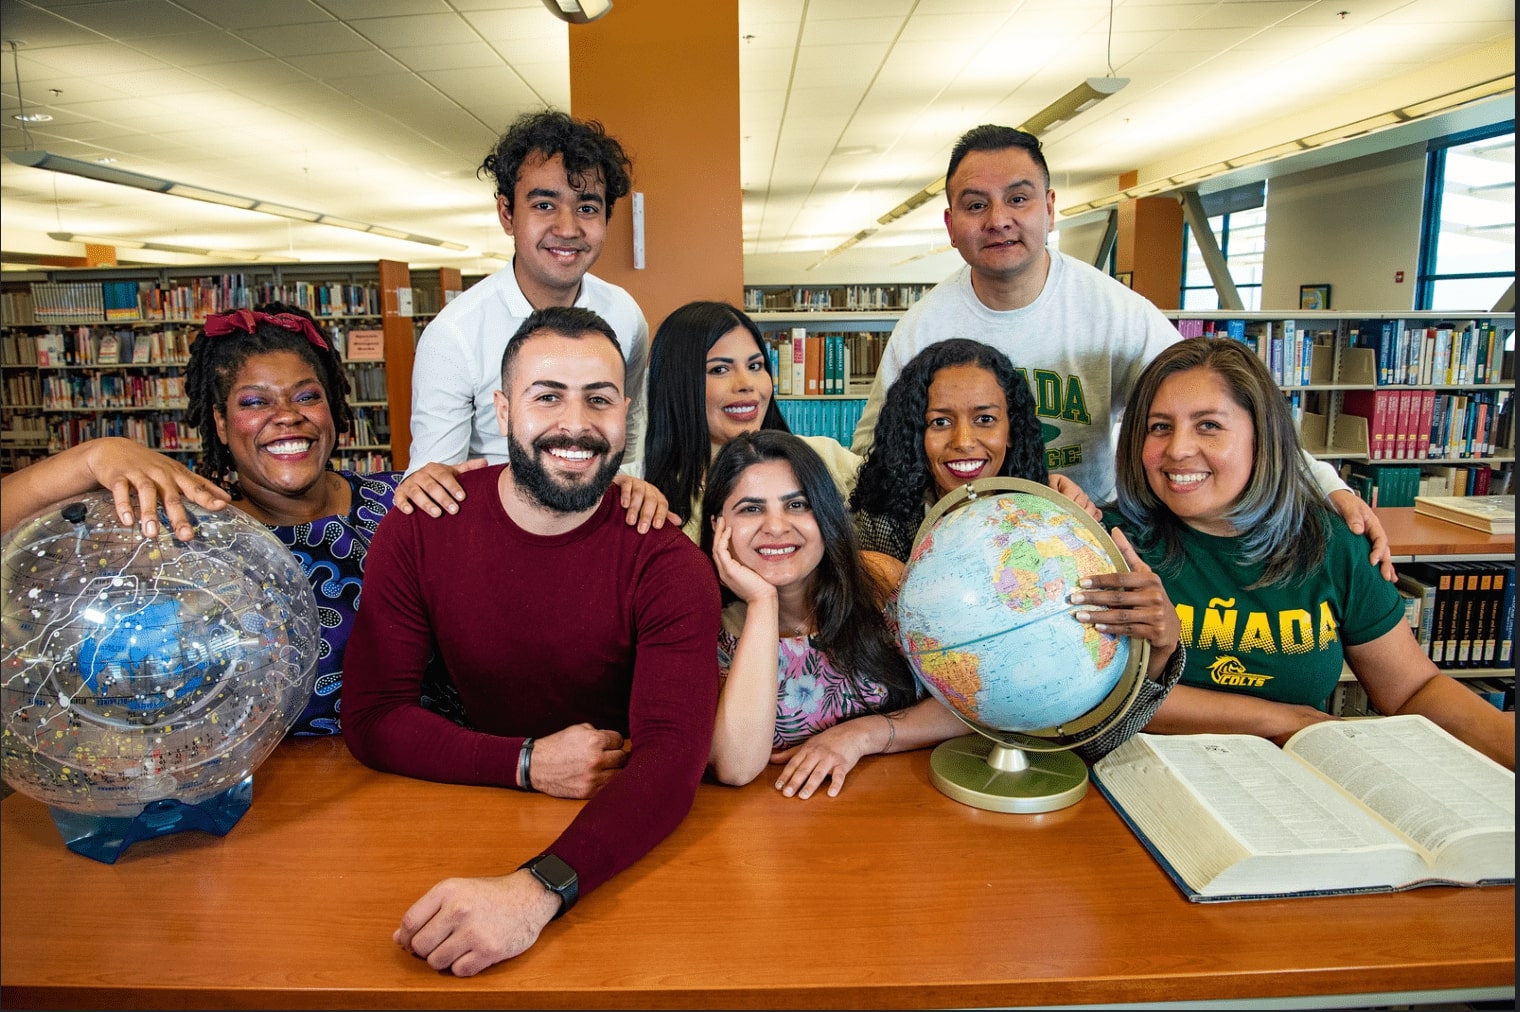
[1115,272,1133,289]
[1299,284,1331,310]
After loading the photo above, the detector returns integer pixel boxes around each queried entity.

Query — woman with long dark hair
[699,430,959,797]
[644,301,861,541]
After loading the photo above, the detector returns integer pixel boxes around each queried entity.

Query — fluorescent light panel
[1020,77,1129,136]
[1059,73,1516,218]
[8,150,470,253]
[47,231,298,263]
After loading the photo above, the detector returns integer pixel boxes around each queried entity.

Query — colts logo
[1207,655,1272,689]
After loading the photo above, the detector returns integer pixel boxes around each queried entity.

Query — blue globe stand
[46,775,254,864]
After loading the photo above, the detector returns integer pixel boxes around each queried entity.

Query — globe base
[47,775,254,864]
[928,734,1088,813]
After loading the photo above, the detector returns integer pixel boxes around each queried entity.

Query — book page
[1122,735,1408,855]
[1285,715,1515,858]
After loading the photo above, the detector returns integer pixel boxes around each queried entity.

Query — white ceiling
[0,0,1514,281]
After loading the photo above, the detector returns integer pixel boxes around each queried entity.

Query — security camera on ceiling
[542,0,612,24]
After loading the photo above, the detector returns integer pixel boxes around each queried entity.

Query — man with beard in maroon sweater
[343,306,719,977]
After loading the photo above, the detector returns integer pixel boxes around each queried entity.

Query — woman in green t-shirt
[1109,337,1512,769]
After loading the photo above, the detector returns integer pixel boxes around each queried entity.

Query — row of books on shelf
[35,373,186,411]
[1353,318,1510,387]
[3,327,196,368]
[339,408,390,448]
[1342,463,1508,507]
[18,277,384,324]
[332,451,393,473]
[743,284,932,313]
[346,362,390,402]
[46,416,200,454]
[1330,677,1513,719]
[1397,560,1516,671]
[764,329,852,395]
[1176,317,1326,387]
[775,397,866,447]
[1342,388,1512,462]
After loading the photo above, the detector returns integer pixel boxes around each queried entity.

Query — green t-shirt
[1115,512,1404,710]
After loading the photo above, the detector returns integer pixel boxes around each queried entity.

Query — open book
[1091,715,1514,902]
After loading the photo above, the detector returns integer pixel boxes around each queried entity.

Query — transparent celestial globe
[1,490,319,820]
[896,479,1148,811]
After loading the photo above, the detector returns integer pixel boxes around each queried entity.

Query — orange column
[1115,170,1183,310]
[84,244,118,267]
[568,1,743,332]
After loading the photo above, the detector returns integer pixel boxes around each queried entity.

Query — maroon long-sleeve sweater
[342,465,720,896]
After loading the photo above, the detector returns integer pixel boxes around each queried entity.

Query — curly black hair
[184,301,353,494]
[849,339,1048,556]
[481,109,633,221]
[701,431,917,713]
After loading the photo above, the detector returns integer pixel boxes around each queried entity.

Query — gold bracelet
[882,713,896,753]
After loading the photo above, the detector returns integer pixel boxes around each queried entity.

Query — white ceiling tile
[122,31,272,68]
[234,23,372,58]
[44,0,212,40]
[388,42,505,71]
[0,0,1511,274]
[173,0,336,29]
[283,51,405,79]
[346,13,486,48]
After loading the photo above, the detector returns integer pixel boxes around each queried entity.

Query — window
[1417,122,1515,311]
[1179,183,1266,311]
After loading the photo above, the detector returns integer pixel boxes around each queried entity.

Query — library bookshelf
[1168,311,1515,502]
[0,261,452,476]
[1331,506,1515,716]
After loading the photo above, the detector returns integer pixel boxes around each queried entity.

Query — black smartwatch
[519,853,578,919]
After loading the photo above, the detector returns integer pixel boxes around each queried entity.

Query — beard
[508,429,624,514]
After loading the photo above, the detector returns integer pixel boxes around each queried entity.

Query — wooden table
[1377,506,1514,559]
[2,740,1513,1009]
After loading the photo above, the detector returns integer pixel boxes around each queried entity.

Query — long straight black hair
[644,301,790,517]
[701,430,917,712]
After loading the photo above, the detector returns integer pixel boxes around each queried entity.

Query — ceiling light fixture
[541,0,612,24]
[47,231,299,263]
[806,228,876,271]
[8,150,471,252]
[1059,72,1516,217]
[891,243,954,266]
[13,112,51,122]
[1019,76,1129,136]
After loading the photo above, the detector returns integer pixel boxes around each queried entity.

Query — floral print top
[717,602,894,749]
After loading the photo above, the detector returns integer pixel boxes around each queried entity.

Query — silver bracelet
[518,737,535,791]
[882,713,896,754]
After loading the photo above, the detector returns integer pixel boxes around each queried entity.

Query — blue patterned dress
[267,470,401,736]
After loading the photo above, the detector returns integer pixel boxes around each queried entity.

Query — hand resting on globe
[1068,527,1181,681]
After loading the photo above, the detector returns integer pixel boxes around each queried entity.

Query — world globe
[1,491,319,862]
[897,478,1148,812]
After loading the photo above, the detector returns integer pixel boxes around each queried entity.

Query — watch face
[531,853,577,891]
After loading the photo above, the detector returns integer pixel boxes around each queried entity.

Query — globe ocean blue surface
[897,487,1130,734]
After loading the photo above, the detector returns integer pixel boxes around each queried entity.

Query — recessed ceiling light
[13,113,52,123]
[94,157,118,164]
